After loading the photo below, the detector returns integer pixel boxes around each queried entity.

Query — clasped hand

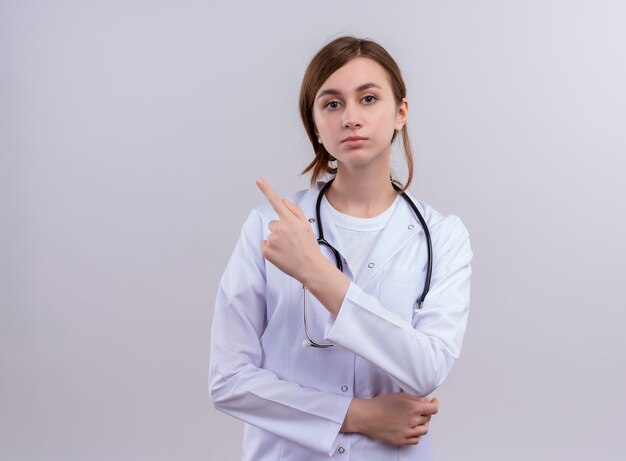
[256,178,322,284]
[344,393,439,446]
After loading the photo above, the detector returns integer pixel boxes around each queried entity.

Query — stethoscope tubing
[392,181,433,310]
[315,177,433,310]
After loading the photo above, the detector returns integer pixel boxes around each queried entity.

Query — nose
[342,102,362,130]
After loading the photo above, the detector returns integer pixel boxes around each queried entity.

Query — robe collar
[295,180,425,289]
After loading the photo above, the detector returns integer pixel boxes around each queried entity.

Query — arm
[208,209,351,456]
[315,216,473,397]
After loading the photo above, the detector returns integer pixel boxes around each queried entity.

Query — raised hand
[256,178,323,284]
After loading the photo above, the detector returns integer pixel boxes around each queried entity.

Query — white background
[1,1,625,460]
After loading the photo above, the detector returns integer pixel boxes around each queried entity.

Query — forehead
[316,57,391,95]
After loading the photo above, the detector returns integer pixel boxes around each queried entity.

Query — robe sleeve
[323,215,473,396]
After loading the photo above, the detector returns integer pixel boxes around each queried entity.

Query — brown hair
[298,35,414,192]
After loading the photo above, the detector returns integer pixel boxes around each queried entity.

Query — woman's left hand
[256,178,323,284]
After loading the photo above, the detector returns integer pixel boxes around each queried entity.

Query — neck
[325,161,399,218]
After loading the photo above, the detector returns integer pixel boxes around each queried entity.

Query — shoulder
[402,191,471,251]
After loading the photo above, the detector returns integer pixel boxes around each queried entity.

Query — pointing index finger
[256,178,288,218]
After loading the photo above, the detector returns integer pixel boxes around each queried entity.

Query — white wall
[1,1,625,459]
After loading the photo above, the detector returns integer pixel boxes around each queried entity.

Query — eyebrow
[316,83,382,100]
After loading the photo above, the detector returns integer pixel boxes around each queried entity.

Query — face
[312,57,408,170]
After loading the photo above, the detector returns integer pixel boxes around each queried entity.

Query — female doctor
[209,36,473,460]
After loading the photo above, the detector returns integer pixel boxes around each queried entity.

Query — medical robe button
[308,218,315,223]
[368,262,375,268]
[408,224,414,230]
[338,447,345,453]
[341,385,348,392]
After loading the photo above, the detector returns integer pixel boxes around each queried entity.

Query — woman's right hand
[342,392,439,446]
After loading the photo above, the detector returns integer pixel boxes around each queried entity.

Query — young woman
[209,36,473,460]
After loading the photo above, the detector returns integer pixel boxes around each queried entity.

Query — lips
[342,136,367,143]
[342,137,367,148]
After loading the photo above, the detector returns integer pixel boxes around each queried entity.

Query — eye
[362,95,377,104]
[324,100,341,110]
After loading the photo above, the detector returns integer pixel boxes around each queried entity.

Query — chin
[337,156,381,169]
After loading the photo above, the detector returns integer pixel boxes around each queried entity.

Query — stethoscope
[303,177,433,348]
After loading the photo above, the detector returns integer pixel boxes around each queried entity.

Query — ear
[394,97,409,131]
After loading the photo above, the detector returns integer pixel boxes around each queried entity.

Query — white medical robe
[209,180,473,460]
